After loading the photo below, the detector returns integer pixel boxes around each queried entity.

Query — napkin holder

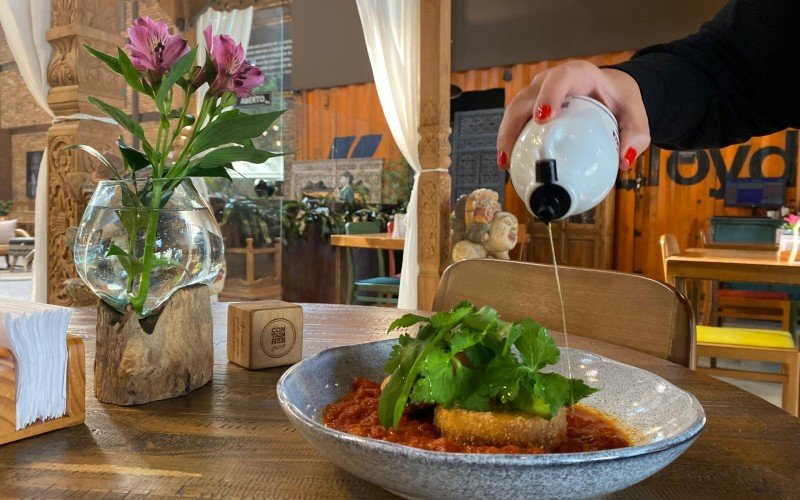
[0,334,85,445]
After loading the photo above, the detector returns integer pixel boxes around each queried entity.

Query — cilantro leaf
[410,346,458,404]
[378,301,599,428]
[430,303,475,330]
[388,313,429,332]
[378,339,425,427]
[450,327,485,353]
[515,319,560,370]
[483,354,524,403]
[532,372,598,418]
[461,305,499,330]
[513,378,552,418]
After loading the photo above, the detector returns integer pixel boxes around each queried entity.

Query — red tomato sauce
[323,377,630,455]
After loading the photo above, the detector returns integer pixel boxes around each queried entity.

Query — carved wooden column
[417,0,452,310]
[46,0,124,305]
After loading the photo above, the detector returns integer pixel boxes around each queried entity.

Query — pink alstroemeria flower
[125,17,189,78]
[203,25,264,97]
[785,214,800,227]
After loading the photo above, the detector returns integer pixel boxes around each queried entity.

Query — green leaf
[388,313,429,332]
[378,339,425,428]
[106,244,144,278]
[155,46,198,109]
[515,319,560,370]
[65,144,122,179]
[513,379,553,418]
[116,137,151,172]
[503,323,522,356]
[483,354,524,403]
[449,328,485,354]
[532,372,573,419]
[83,44,122,74]
[192,110,286,152]
[461,306,499,331]
[429,303,475,330]
[409,347,459,405]
[185,164,233,181]
[190,146,282,170]
[87,96,149,147]
[117,48,148,95]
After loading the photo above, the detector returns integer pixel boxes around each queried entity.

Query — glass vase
[74,179,225,317]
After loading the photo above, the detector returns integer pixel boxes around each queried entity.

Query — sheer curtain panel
[356,0,422,309]
[0,0,54,302]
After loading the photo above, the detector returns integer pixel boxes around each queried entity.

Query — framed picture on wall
[26,151,44,199]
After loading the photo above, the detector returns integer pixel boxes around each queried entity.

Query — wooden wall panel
[632,131,797,280]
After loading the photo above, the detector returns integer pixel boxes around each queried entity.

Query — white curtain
[356,0,422,309]
[0,0,54,303]
[194,6,254,196]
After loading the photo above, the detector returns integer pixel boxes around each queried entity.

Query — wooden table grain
[331,233,404,304]
[1,303,799,498]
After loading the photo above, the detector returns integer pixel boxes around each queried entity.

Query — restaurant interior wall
[292,55,799,282]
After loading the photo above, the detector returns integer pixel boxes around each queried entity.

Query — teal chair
[345,221,400,306]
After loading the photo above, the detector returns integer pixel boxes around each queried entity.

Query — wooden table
[330,233,404,304]
[665,247,800,293]
[0,303,798,497]
[704,242,779,251]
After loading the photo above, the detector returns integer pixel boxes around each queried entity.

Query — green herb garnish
[378,301,598,429]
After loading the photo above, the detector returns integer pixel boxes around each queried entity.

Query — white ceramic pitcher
[509,96,619,222]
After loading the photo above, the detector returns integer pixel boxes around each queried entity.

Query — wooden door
[527,193,615,268]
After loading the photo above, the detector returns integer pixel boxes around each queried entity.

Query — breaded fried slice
[434,406,567,449]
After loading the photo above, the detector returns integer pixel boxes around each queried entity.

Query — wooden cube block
[227,301,303,370]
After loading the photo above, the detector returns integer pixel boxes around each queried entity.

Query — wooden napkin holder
[0,334,85,445]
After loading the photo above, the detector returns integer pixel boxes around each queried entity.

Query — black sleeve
[610,0,800,150]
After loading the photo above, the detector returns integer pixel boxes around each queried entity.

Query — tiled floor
[0,271,792,410]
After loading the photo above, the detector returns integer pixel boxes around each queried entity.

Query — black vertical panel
[450,109,507,206]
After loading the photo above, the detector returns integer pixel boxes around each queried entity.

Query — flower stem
[130,181,163,315]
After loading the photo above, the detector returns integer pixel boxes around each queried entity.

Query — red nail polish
[497,150,508,169]
[624,147,636,167]
[534,104,552,123]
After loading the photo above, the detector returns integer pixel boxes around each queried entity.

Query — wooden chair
[660,233,799,416]
[434,258,695,367]
[696,229,792,331]
[346,221,400,306]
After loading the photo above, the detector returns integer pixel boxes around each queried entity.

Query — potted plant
[0,200,11,220]
[71,18,284,405]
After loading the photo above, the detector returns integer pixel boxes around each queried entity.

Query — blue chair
[345,221,400,306]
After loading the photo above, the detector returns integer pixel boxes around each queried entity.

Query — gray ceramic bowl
[277,339,705,499]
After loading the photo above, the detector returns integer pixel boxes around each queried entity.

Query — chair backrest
[698,227,712,247]
[345,221,385,277]
[345,221,380,235]
[434,259,695,367]
[659,234,680,282]
[0,219,17,245]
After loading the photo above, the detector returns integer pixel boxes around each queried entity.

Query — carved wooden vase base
[94,285,213,406]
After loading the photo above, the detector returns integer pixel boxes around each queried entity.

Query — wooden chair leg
[782,353,799,417]
[780,302,792,332]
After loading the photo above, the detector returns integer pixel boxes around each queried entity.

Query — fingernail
[497,149,508,169]
[534,104,552,123]
[624,147,636,167]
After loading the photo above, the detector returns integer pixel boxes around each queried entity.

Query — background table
[330,233,404,303]
[0,303,799,497]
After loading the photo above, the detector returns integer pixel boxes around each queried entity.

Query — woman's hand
[496,61,650,171]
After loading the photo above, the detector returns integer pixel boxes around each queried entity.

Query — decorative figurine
[451,189,518,262]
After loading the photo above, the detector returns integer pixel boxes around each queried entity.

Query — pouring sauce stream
[546,222,575,405]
